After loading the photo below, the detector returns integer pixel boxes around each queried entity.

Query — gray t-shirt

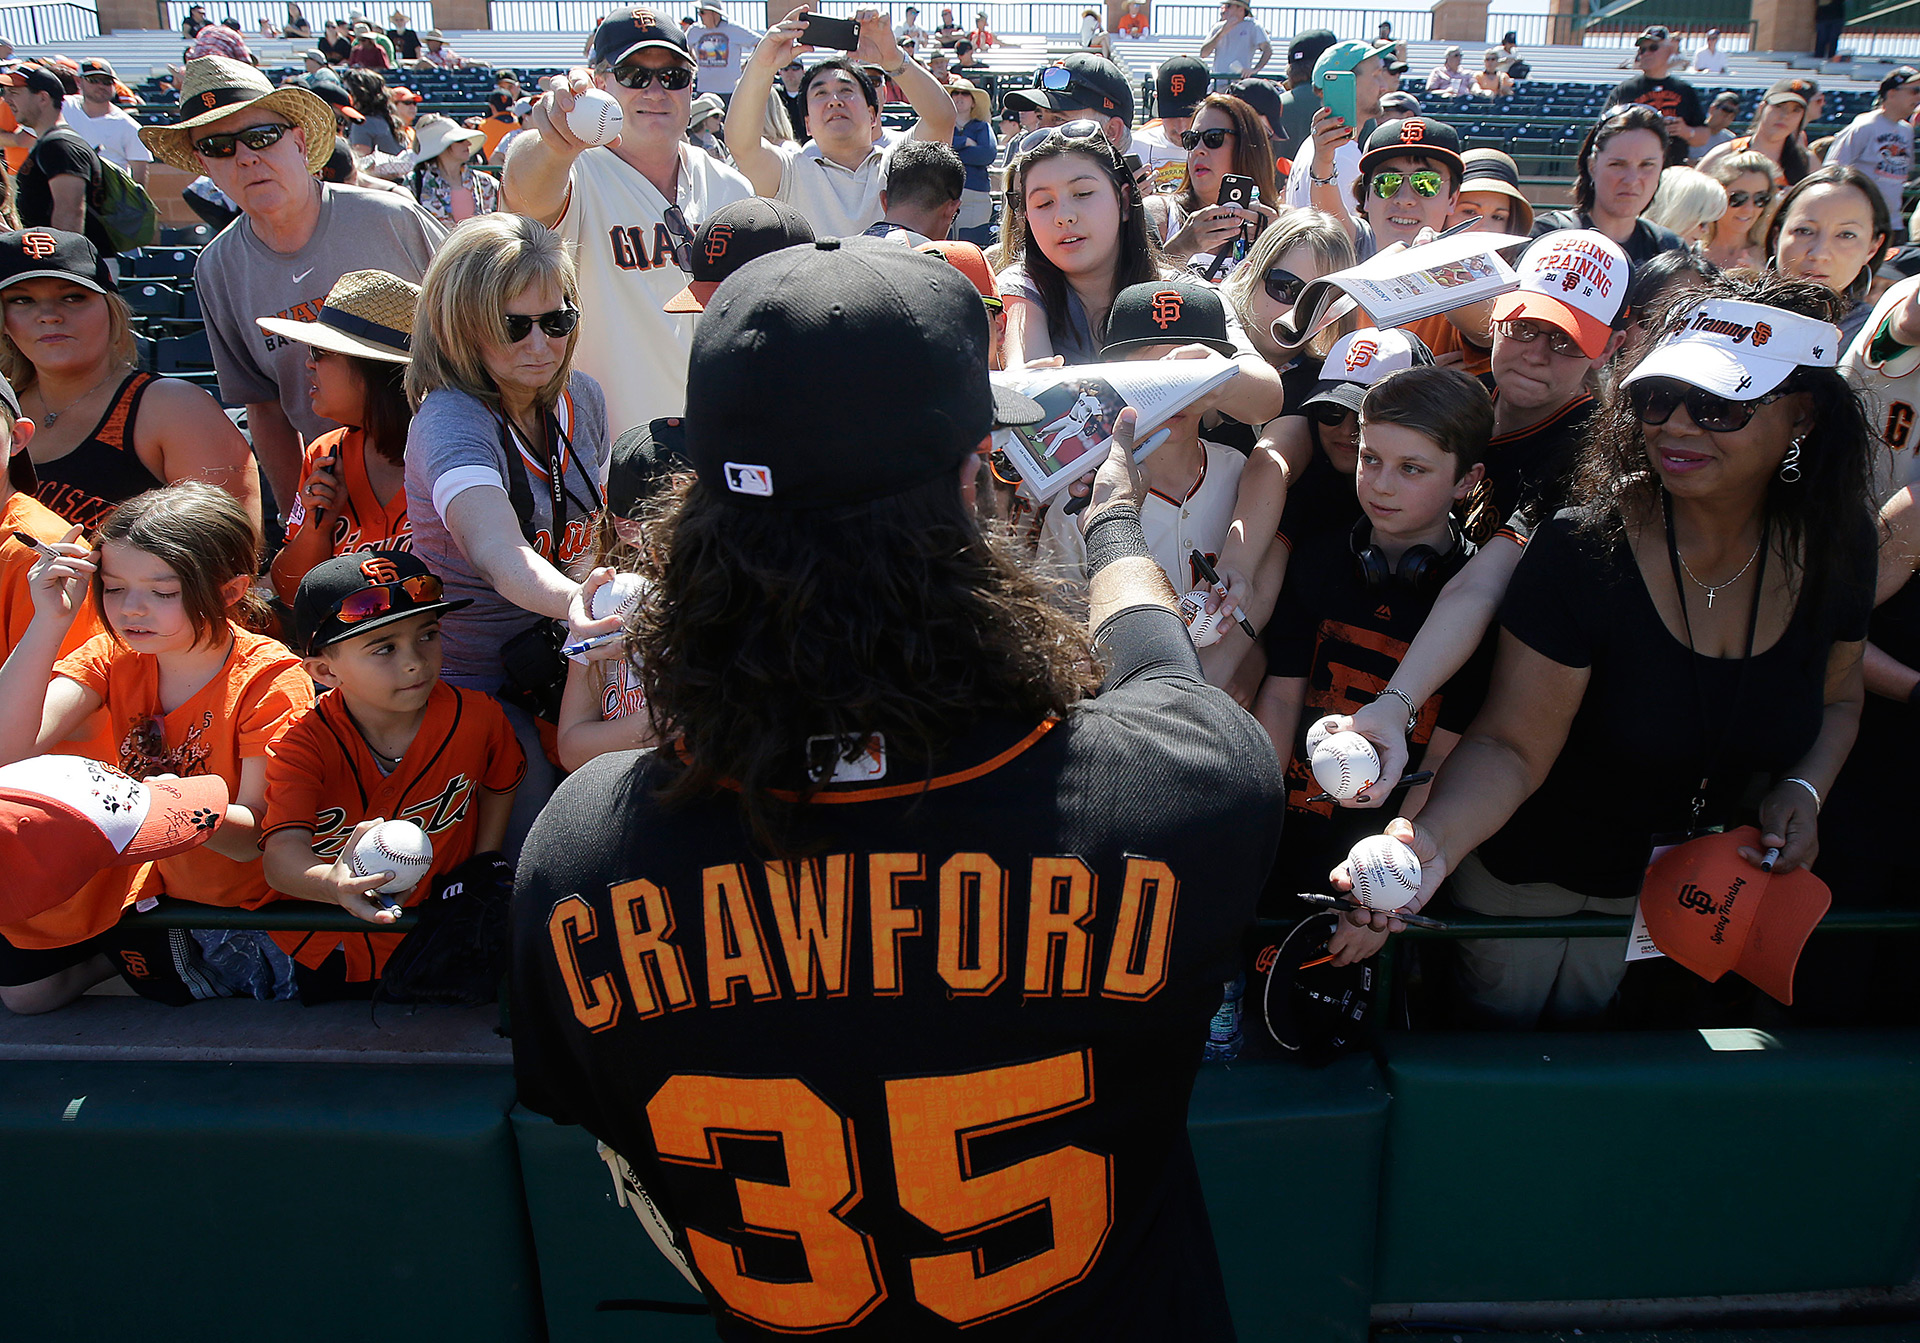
[999,261,1099,364]
[403,371,610,690]
[196,183,444,442]
[1209,18,1267,75]
[349,113,401,155]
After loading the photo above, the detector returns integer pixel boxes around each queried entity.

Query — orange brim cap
[1490,288,1609,359]
[663,280,720,313]
[1640,826,1832,1004]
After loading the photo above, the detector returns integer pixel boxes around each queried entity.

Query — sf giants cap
[685,241,1041,509]
[1154,55,1207,119]
[1621,297,1841,399]
[294,550,472,655]
[1004,52,1133,122]
[1491,229,1628,359]
[663,197,814,314]
[591,6,693,68]
[0,756,227,925]
[1305,328,1434,414]
[1358,116,1463,177]
[1640,827,1831,1005]
[1100,277,1237,358]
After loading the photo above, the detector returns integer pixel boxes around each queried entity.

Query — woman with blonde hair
[402,213,609,851]
[1645,165,1728,245]
[1702,149,1779,269]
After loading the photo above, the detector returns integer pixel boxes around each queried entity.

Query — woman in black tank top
[0,229,260,537]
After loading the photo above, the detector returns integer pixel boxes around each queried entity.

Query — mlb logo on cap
[725,462,774,496]
[1491,229,1629,360]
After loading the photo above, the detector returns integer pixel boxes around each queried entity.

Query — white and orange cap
[1303,327,1434,415]
[1621,297,1841,399]
[1491,229,1628,359]
[0,756,228,924]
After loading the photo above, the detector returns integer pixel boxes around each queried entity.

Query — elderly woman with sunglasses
[1143,93,1277,279]
[404,215,610,852]
[1336,273,1876,1028]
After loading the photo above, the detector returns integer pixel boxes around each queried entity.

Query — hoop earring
[1779,436,1804,483]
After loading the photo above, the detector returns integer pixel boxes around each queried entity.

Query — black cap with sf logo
[1099,277,1237,359]
[663,197,815,314]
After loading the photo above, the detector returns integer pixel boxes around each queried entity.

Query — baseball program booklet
[990,355,1240,504]
[1268,230,1530,346]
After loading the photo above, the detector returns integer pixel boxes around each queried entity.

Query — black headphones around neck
[1350,517,1469,596]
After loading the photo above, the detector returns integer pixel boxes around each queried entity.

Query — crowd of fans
[0,6,1916,1036]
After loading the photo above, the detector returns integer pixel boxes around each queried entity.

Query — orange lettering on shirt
[1023,855,1097,996]
[937,852,1006,995]
[549,894,621,1032]
[612,876,694,1019]
[765,854,852,998]
[1102,857,1178,1001]
[868,852,924,995]
[702,862,781,1007]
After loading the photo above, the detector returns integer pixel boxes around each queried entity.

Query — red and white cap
[0,756,228,925]
[1490,229,1629,359]
[1621,297,1842,399]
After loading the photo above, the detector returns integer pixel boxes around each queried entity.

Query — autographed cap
[294,550,472,655]
[1154,54,1207,119]
[1640,827,1832,1005]
[1304,327,1433,414]
[1491,229,1628,359]
[590,6,693,68]
[686,241,1041,509]
[1287,28,1337,69]
[1101,277,1237,358]
[1621,297,1841,399]
[1358,116,1463,176]
[0,755,228,924]
[663,196,815,313]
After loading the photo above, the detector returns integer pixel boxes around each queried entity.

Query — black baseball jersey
[511,604,1285,1340]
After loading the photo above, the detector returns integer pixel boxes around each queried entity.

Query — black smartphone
[1123,152,1142,174]
[1217,173,1255,208]
[800,13,860,49]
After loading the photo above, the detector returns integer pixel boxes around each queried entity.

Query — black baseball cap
[1004,53,1132,122]
[1370,39,1408,74]
[1101,277,1237,358]
[1226,77,1282,129]
[1358,116,1464,177]
[684,241,1041,510]
[1881,66,1919,98]
[663,197,814,313]
[0,228,116,296]
[0,65,66,99]
[608,417,688,518]
[77,57,117,80]
[1288,28,1336,68]
[309,78,365,120]
[294,550,472,656]
[1155,55,1207,119]
[590,7,691,68]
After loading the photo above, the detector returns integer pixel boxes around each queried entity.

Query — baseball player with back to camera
[510,239,1285,1340]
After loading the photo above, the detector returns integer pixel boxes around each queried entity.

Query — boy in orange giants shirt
[262,551,523,1000]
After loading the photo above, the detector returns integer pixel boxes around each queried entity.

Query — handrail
[121,894,419,933]
[0,1,96,43]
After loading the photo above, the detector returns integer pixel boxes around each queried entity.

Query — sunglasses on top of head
[502,305,581,342]
[193,122,293,158]
[1627,376,1792,433]
[311,574,446,651]
[610,61,694,90]
[1180,126,1234,150]
[1014,117,1107,159]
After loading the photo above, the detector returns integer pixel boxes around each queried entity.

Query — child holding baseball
[0,481,315,1012]
[1253,365,1497,960]
[260,550,523,1001]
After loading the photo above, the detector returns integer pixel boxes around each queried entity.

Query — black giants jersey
[511,605,1285,1340]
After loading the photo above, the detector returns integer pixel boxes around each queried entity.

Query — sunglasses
[1180,126,1234,150]
[1014,117,1107,158]
[502,304,581,342]
[1263,267,1306,305]
[1370,169,1443,199]
[1494,319,1586,358]
[82,73,114,84]
[1308,402,1355,426]
[1627,376,1791,434]
[662,204,694,272]
[193,121,293,158]
[610,62,694,90]
[1036,64,1079,92]
[1726,189,1773,208]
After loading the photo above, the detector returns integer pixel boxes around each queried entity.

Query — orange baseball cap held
[1640,826,1831,1004]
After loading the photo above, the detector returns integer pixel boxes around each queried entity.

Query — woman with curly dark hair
[1337,272,1877,1027]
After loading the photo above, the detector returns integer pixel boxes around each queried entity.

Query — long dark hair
[1743,98,1811,183]
[1574,103,1669,214]
[1766,164,1890,304]
[343,67,395,126]
[1004,137,1165,350]
[1573,271,1875,621]
[349,353,411,464]
[630,474,1101,853]
[93,480,270,646]
[1175,94,1277,216]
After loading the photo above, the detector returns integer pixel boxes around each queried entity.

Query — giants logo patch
[1561,269,1580,292]
[1753,321,1771,346]
[1345,338,1378,371]
[1400,119,1425,143]
[1168,72,1186,96]
[20,230,57,259]
[703,223,733,261]
[1149,289,1183,329]
[360,555,402,584]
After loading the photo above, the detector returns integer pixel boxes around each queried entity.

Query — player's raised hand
[24,525,94,627]
[1330,817,1445,932]
[324,818,408,924]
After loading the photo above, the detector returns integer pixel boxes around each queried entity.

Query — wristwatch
[1375,687,1418,736]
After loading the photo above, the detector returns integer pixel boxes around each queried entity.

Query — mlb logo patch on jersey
[724,462,774,496]
[807,732,887,783]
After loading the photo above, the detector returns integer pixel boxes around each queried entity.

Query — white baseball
[1176,588,1227,648]
[565,88,624,146]
[1347,834,1422,913]
[346,819,433,895]
[1305,715,1341,757]
[590,572,645,622]
[1309,730,1379,800]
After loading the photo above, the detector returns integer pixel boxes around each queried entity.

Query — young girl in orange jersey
[263,270,420,603]
[0,481,314,1013]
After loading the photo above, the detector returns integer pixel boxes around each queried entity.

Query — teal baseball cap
[1312,38,1375,83]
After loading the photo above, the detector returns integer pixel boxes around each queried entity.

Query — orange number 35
[645,1050,1114,1331]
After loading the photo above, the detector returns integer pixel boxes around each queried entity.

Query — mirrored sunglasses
[1725,190,1772,209]
[1262,267,1306,306]
[1494,319,1585,358]
[612,62,694,90]
[503,305,581,342]
[193,122,293,158]
[1370,169,1443,199]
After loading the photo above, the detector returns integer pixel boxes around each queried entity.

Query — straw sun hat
[138,55,337,174]
[256,269,420,363]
